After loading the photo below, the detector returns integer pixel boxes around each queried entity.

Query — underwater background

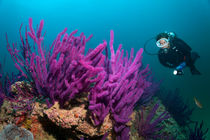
[0,0,210,139]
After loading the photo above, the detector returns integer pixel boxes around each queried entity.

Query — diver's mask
[156,38,169,48]
[156,31,175,48]
[144,31,176,55]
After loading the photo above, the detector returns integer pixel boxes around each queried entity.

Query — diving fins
[191,52,200,64]
[190,65,201,75]
[190,52,201,75]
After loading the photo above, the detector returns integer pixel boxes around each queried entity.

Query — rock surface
[44,101,113,138]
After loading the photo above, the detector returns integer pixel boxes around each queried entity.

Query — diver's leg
[186,52,201,75]
[191,52,200,64]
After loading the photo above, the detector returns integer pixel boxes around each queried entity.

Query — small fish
[194,97,203,109]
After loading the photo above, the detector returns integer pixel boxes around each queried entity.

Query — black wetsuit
[158,37,201,75]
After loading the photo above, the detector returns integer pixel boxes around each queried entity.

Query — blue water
[0,0,210,139]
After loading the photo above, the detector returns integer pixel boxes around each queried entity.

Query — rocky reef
[0,18,208,140]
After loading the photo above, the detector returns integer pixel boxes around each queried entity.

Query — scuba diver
[144,31,201,75]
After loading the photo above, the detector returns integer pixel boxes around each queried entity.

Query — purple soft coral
[88,30,152,140]
[0,62,32,112]
[136,74,161,108]
[135,102,170,139]
[109,31,151,140]
[6,18,106,107]
[7,19,156,140]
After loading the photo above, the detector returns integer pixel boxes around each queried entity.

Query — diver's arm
[173,62,186,75]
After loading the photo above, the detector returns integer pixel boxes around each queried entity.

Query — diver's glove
[173,62,186,75]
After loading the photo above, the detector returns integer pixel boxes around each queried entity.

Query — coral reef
[0,84,189,140]
[88,30,152,140]
[44,100,113,137]
[130,97,187,140]
[189,121,209,140]
[1,18,198,140]
[5,18,154,140]
[6,18,105,108]
[134,101,170,139]
[135,75,161,109]
[0,96,56,140]
[156,88,194,127]
[6,81,35,113]
[0,93,3,108]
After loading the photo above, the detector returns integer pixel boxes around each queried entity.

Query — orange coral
[15,113,27,126]
[74,113,79,118]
